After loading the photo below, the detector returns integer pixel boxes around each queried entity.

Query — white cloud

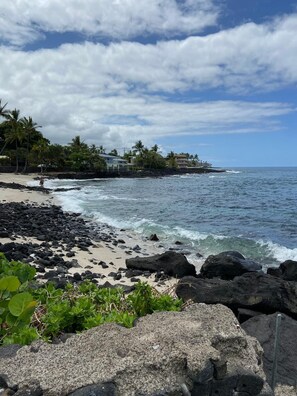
[0,0,218,46]
[0,13,296,151]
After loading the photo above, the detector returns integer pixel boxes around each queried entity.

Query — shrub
[0,254,183,345]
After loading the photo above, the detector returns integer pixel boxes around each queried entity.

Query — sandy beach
[0,172,179,292]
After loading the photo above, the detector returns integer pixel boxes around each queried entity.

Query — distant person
[39,177,44,187]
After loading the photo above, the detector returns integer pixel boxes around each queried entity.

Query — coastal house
[174,154,190,168]
[99,154,129,170]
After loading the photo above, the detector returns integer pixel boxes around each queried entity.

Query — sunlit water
[31,168,297,269]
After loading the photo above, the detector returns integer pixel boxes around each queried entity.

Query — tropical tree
[67,137,106,172]
[2,109,25,172]
[49,144,68,169]
[30,138,50,173]
[0,100,10,120]
[166,151,177,168]
[19,116,42,172]
[69,136,88,151]
[151,144,159,153]
[67,136,89,171]
[123,149,133,163]
[108,148,118,156]
[132,140,145,156]
[134,149,166,169]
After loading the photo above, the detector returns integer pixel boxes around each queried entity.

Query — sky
[0,0,297,167]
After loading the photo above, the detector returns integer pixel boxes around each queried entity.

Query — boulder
[200,251,262,280]
[242,313,297,387]
[176,273,297,319]
[0,304,272,396]
[126,251,196,278]
[267,260,297,281]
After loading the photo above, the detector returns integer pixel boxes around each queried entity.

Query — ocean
[39,167,297,270]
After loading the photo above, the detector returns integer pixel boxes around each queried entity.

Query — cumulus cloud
[0,0,218,46]
[2,13,297,94]
[0,11,296,151]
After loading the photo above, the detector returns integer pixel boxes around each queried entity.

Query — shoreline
[1,174,297,395]
[0,173,179,293]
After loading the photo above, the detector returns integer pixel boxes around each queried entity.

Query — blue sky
[0,0,297,167]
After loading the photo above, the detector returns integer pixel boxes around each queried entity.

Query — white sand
[0,173,54,205]
[0,173,178,292]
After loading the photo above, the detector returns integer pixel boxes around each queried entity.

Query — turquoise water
[44,168,297,267]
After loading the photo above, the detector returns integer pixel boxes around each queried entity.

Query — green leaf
[19,281,29,292]
[5,312,18,327]
[15,265,36,283]
[18,301,37,321]
[0,276,21,292]
[8,292,34,317]
[0,290,10,300]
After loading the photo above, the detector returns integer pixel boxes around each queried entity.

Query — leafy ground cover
[0,253,182,345]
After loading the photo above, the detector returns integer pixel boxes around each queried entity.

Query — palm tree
[166,151,177,168]
[109,148,118,156]
[20,116,42,172]
[132,140,144,156]
[151,144,159,153]
[31,138,50,173]
[69,135,87,150]
[2,109,25,172]
[0,100,10,120]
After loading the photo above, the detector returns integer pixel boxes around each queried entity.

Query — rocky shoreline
[0,177,297,395]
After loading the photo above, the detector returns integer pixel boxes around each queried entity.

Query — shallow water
[38,167,297,268]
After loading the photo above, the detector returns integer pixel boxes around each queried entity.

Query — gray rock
[0,345,22,359]
[0,304,270,396]
[176,273,297,319]
[126,251,196,278]
[242,312,297,387]
[200,251,262,280]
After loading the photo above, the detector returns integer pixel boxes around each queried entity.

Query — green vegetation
[0,98,211,172]
[0,253,182,346]
[0,253,38,345]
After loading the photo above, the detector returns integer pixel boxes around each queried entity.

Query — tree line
[0,99,211,172]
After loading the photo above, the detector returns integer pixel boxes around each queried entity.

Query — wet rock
[149,234,159,241]
[200,251,262,280]
[126,251,196,278]
[267,260,297,281]
[176,272,297,319]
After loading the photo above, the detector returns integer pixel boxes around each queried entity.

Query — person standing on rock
[39,177,45,187]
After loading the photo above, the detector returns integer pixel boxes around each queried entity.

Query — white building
[99,154,129,170]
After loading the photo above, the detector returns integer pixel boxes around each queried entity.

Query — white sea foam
[168,226,226,242]
[258,239,297,262]
[91,194,141,201]
[53,192,85,213]
[27,180,39,187]
[226,170,242,174]
[91,212,154,231]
